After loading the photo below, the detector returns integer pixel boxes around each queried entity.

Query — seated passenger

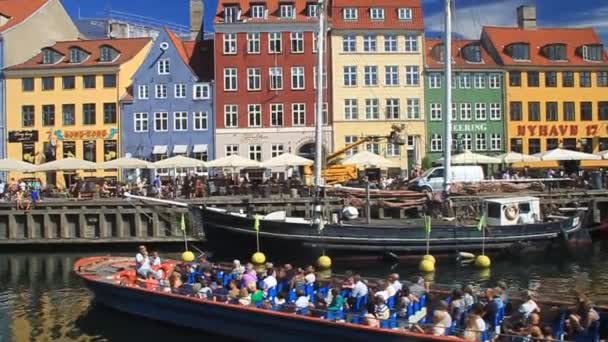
[227,280,240,302]
[304,265,316,285]
[327,288,345,313]
[342,271,355,290]
[151,251,161,267]
[568,297,599,337]
[241,263,258,288]
[238,288,251,306]
[273,292,287,308]
[375,280,390,303]
[294,289,311,314]
[135,246,159,279]
[463,303,486,341]
[450,289,466,324]
[409,276,426,298]
[231,259,245,279]
[364,301,380,328]
[396,287,418,318]
[432,301,452,336]
[197,280,213,299]
[350,274,369,307]
[212,280,229,302]
[374,295,390,321]
[262,269,277,290]
[169,272,183,294]
[463,285,476,309]
[389,273,402,292]
[249,282,265,306]
[291,268,306,289]
[519,291,540,318]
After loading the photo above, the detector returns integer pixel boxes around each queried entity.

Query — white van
[408,165,484,192]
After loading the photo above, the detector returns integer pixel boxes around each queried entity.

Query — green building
[424,39,506,162]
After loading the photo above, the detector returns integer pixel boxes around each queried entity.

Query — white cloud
[425,0,521,38]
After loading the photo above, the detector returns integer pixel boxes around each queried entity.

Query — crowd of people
[0,178,42,210]
[128,246,601,341]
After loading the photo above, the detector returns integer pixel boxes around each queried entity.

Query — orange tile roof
[482,26,608,67]
[165,28,213,80]
[425,38,500,69]
[5,37,151,70]
[331,0,424,30]
[0,0,48,33]
[215,0,319,24]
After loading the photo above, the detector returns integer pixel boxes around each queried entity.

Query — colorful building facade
[482,5,608,167]
[0,0,80,162]
[4,38,152,186]
[424,39,505,162]
[121,29,214,167]
[330,0,425,172]
[213,0,332,164]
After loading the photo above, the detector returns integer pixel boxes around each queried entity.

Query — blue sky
[60,0,608,43]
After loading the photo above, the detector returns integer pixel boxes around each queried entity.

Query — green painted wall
[424,70,506,161]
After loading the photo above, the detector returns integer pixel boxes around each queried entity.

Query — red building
[213,0,332,164]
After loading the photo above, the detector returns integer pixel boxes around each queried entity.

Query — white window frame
[174,111,188,131]
[458,73,471,88]
[490,103,502,120]
[474,74,486,88]
[224,104,238,128]
[158,59,170,75]
[460,103,472,121]
[384,35,397,52]
[251,5,265,19]
[313,66,327,89]
[269,67,283,90]
[224,6,239,23]
[385,65,399,86]
[367,143,380,155]
[405,66,419,86]
[270,103,284,127]
[363,35,376,52]
[268,32,282,54]
[155,84,167,99]
[461,133,472,151]
[429,73,441,88]
[475,133,487,151]
[399,7,413,20]
[249,145,262,162]
[137,85,149,99]
[134,112,148,132]
[451,103,457,120]
[343,66,357,86]
[406,98,420,119]
[364,65,377,86]
[343,8,358,20]
[225,144,239,157]
[490,133,502,151]
[386,143,401,157]
[248,104,262,127]
[307,4,318,17]
[292,103,306,126]
[385,98,400,120]
[404,35,418,52]
[475,103,487,121]
[489,73,501,89]
[370,7,385,20]
[290,32,304,53]
[430,103,442,121]
[291,66,305,90]
[174,83,186,98]
[154,112,168,132]
[365,98,379,120]
[271,144,284,158]
[430,134,442,152]
[247,33,260,54]
[344,99,358,120]
[247,68,261,91]
[279,4,295,19]
[344,136,359,156]
[343,35,356,52]
[193,83,210,100]
[224,68,238,91]
[223,33,237,54]
[193,111,208,131]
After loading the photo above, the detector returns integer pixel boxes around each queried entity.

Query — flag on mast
[477,213,486,231]
[180,213,186,231]
[254,215,260,231]
[424,215,432,233]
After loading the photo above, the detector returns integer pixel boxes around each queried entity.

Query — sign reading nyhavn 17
[9,130,38,142]
[516,124,608,137]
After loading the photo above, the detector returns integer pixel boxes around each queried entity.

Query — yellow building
[330,0,426,173]
[482,5,608,168]
[4,38,152,186]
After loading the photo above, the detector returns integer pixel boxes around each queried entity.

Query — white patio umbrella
[35,157,97,172]
[206,154,262,168]
[436,150,502,164]
[342,150,399,169]
[97,156,151,169]
[261,153,313,168]
[495,152,540,163]
[533,148,601,161]
[595,150,608,160]
[151,155,207,169]
[0,158,37,172]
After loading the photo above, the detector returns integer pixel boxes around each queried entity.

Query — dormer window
[506,43,530,61]
[582,44,604,62]
[462,44,482,63]
[69,47,88,63]
[543,44,567,61]
[307,3,318,17]
[99,45,118,62]
[398,7,412,20]
[370,8,385,20]
[432,44,445,63]
[42,48,60,64]
[251,5,265,19]
[343,8,357,20]
[224,6,239,23]
[280,4,295,19]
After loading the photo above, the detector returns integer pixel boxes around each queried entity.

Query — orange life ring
[115,269,137,285]
[504,205,519,220]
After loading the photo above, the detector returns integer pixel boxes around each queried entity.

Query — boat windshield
[422,168,443,179]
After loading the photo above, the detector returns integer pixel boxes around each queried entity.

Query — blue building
[121,28,214,167]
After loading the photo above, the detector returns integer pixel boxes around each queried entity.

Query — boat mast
[443,0,453,195]
[314,0,326,195]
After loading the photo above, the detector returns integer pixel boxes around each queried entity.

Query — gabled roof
[165,28,213,80]
[6,37,151,70]
[425,38,499,70]
[482,26,608,67]
[331,0,424,31]
[0,0,48,33]
[215,0,319,24]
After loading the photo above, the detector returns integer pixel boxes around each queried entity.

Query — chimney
[517,5,536,29]
[190,0,204,40]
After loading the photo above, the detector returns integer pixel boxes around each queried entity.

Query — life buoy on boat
[504,205,519,220]
[152,263,174,280]
[115,269,137,285]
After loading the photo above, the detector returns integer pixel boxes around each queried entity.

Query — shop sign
[8,130,38,142]
[240,133,270,144]
[22,143,35,164]
[53,128,118,140]
[453,123,487,133]
[104,140,118,161]
[515,124,608,137]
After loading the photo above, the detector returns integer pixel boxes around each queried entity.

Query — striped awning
[152,145,167,154]
[193,144,208,153]
[173,145,188,154]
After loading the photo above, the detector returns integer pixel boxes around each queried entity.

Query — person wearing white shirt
[389,273,402,292]
[351,274,368,298]
[262,269,277,290]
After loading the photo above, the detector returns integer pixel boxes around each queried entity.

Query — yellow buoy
[251,252,266,265]
[422,254,436,264]
[181,251,195,262]
[317,255,332,269]
[475,255,491,268]
[419,259,435,273]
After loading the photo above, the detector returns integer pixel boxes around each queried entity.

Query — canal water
[2,240,608,341]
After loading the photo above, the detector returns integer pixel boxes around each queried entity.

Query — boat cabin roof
[483,196,540,205]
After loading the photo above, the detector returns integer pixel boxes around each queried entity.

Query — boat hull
[196,207,585,255]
